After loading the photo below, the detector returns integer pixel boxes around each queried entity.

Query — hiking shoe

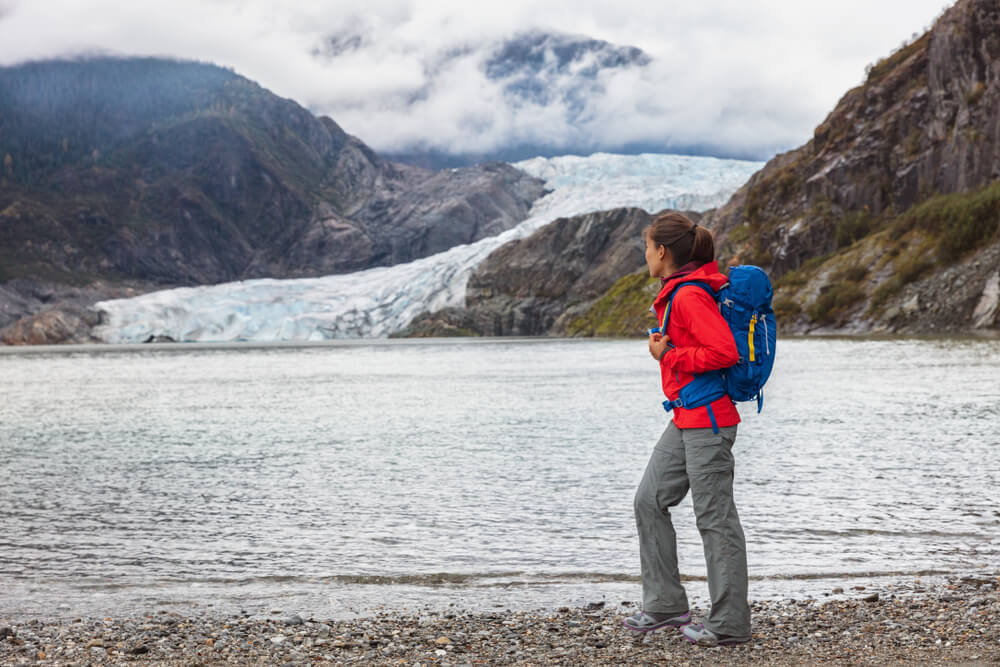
[681,622,750,646]
[622,610,691,632]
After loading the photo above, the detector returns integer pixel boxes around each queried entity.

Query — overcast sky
[0,0,952,161]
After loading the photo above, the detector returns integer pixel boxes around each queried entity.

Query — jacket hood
[653,260,729,308]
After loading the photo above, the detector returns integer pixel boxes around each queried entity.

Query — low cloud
[0,0,952,161]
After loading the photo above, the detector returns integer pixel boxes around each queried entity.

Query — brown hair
[644,211,715,267]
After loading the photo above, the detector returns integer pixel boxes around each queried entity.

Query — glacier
[93,152,763,343]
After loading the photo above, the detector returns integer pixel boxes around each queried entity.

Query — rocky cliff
[701,0,1000,334]
[0,58,546,342]
[403,0,1000,340]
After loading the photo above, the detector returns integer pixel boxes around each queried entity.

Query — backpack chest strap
[660,281,717,331]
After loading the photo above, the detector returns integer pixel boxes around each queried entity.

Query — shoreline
[2,575,997,665]
[2,331,999,355]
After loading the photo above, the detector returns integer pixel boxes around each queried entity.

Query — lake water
[1,337,998,620]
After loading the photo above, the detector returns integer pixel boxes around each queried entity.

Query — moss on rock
[565,270,659,337]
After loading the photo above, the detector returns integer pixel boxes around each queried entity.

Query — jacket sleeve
[661,287,738,373]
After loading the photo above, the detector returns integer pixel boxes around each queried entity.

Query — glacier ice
[93,152,763,343]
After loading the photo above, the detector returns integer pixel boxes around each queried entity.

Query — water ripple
[1,337,998,617]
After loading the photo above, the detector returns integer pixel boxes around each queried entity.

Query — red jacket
[652,261,741,430]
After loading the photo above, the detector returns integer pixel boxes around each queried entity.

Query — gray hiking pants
[633,421,750,637]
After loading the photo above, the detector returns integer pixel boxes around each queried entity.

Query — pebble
[0,576,996,665]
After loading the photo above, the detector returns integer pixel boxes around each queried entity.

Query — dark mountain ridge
[0,57,546,342]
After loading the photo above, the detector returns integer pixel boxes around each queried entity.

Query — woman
[622,211,751,646]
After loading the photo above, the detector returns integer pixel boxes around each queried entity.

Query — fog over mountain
[377,31,658,167]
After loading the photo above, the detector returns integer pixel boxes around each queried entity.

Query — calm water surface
[1,338,998,619]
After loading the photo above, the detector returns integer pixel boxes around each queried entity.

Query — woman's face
[645,235,673,278]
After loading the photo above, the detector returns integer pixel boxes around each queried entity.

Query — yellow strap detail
[748,314,757,362]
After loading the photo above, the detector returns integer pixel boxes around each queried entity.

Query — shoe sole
[682,634,751,646]
[622,612,691,633]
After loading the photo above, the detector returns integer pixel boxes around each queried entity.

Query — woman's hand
[648,332,670,361]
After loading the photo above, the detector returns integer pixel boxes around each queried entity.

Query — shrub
[774,254,829,289]
[868,252,933,310]
[865,33,930,84]
[566,271,659,337]
[835,211,875,248]
[939,206,999,262]
[889,214,916,240]
[742,158,804,224]
[728,224,751,245]
[807,282,865,324]
[895,253,933,284]
[741,244,772,267]
[869,279,901,309]
[775,268,808,289]
[744,187,764,224]
[775,168,800,199]
[831,264,870,283]
[901,181,1000,260]
[773,297,802,323]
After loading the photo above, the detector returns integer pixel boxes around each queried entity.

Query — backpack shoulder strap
[661,280,717,330]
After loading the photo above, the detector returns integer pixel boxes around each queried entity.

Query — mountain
[80,153,762,344]
[0,57,546,341]
[563,0,1000,337]
[405,0,1000,339]
[698,0,1000,334]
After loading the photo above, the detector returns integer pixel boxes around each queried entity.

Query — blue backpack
[652,265,777,432]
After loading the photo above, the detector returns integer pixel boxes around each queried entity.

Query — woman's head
[643,212,715,278]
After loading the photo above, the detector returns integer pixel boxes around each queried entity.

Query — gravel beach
[2,575,997,666]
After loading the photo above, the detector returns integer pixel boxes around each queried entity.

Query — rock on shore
[1,576,996,665]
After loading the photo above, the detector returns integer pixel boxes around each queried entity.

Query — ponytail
[691,224,715,265]
[644,212,715,267]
